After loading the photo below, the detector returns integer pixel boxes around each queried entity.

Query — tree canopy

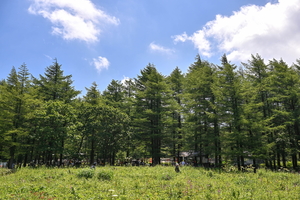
[1,55,300,171]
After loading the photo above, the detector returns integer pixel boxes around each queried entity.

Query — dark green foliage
[167,67,184,162]
[33,59,80,102]
[133,64,175,165]
[97,170,113,180]
[184,55,219,166]
[0,64,35,168]
[77,168,95,179]
[1,55,300,171]
[213,54,245,170]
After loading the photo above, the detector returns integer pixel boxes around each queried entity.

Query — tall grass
[0,166,299,199]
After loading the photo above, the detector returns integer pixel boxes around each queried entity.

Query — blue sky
[1,0,300,94]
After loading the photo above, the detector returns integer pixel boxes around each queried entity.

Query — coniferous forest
[1,54,300,171]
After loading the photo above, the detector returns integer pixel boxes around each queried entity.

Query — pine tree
[0,64,34,168]
[267,59,300,169]
[103,79,124,108]
[122,78,135,158]
[213,55,245,170]
[184,55,219,166]
[32,60,80,165]
[242,54,271,172]
[34,100,75,165]
[134,64,174,165]
[84,82,102,105]
[82,83,103,165]
[167,67,184,162]
[34,59,80,102]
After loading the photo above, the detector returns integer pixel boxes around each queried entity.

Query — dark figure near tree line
[175,163,180,173]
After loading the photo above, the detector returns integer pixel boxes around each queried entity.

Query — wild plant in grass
[97,170,113,180]
[70,186,80,199]
[1,166,300,199]
[0,168,13,176]
[76,168,95,179]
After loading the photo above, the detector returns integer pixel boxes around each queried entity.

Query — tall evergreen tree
[167,67,184,162]
[213,55,245,170]
[32,60,80,165]
[134,64,174,165]
[82,83,103,165]
[0,64,33,168]
[34,59,80,102]
[80,83,130,165]
[103,80,124,108]
[183,55,220,166]
[242,54,271,172]
[84,82,102,105]
[121,78,135,158]
[34,101,75,165]
[267,59,300,169]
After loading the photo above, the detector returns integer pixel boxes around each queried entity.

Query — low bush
[0,168,13,176]
[160,172,174,180]
[97,170,113,181]
[76,168,95,179]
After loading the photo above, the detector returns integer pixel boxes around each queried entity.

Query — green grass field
[0,166,299,199]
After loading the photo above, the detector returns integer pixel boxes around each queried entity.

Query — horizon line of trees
[1,54,300,171]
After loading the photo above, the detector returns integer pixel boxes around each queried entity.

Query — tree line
[1,54,300,171]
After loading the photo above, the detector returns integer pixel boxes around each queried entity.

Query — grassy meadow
[1,166,300,199]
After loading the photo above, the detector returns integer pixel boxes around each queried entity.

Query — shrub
[0,168,13,176]
[97,170,113,181]
[77,168,95,179]
[286,161,293,168]
[206,171,213,177]
[259,163,265,168]
[160,173,173,180]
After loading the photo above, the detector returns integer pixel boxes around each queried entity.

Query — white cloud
[149,42,174,54]
[173,31,211,57]
[28,0,119,42]
[93,56,109,73]
[173,32,189,43]
[173,0,300,64]
[44,54,53,60]
[121,76,130,85]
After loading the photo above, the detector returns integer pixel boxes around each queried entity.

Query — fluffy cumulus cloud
[121,75,130,85]
[28,0,119,42]
[173,0,300,64]
[149,42,174,54]
[93,56,109,73]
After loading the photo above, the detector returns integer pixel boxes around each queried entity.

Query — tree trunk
[23,153,28,167]
[241,155,245,167]
[253,158,257,173]
[60,139,64,166]
[194,134,198,166]
[77,135,85,154]
[276,147,281,168]
[273,157,276,171]
[90,139,95,165]
[292,154,297,169]
[237,156,241,171]
[8,146,16,169]
[282,151,287,168]
[111,150,116,166]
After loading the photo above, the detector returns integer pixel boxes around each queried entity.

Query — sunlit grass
[0,166,299,199]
